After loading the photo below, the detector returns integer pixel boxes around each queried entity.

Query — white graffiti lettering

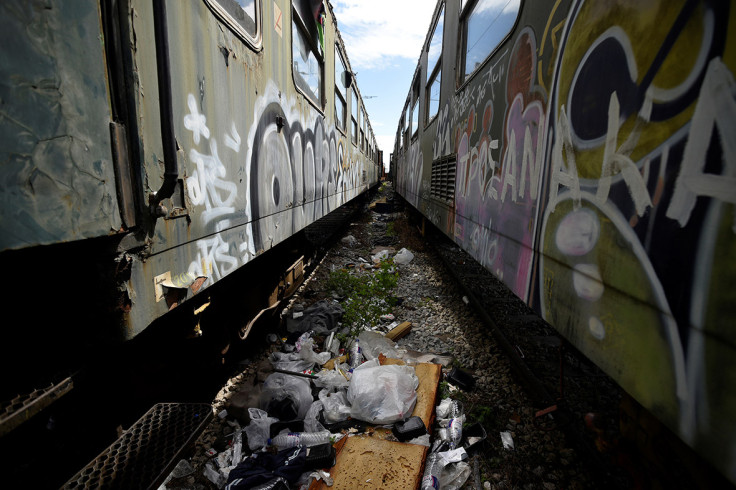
[183,93,210,144]
[188,234,238,282]
[595,91,652,216]
[188,140,239,225]
[667,57,736,231]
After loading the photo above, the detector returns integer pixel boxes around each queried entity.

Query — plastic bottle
[296,331,314,352]
[349,339,362,369]
[420,452,445,490]
[267,430,331,448]
[448,400,464,449]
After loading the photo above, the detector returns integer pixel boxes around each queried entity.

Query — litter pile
[160,244,487,490]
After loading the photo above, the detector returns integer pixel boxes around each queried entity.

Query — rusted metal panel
[0,0,122,251]
[110,122,137,228]
[269,255,304,305]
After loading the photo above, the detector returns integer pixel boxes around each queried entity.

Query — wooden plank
[412,363,442,429]
[385,321,412,341]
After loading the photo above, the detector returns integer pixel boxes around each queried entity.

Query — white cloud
[331,0,438,70]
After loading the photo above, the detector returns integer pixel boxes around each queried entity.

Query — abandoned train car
[0,0,380,390]
[392,0,735,483]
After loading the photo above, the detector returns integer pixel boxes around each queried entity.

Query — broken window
[292,5,323,106]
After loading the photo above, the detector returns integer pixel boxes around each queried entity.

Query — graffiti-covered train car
[0,1,379,376]
[392,0,735,483]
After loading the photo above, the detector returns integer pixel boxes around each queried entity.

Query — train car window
[352,90,359,145]
[399,108,405,153]
[292,6,323,107]
[426,4,444,124]
[361,108,367,151]
[335,93,346,130]
[427,4,444,78]
[404,100,410,144]
[460,0,520,84]
[410,77,419,139]
[427,71,441,123]
[335,46,348,131]
[205,0,260,46]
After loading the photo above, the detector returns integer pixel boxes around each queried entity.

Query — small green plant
[439,381,451,400]
[469,404,498,429]
[335,332,350,346]
[386,221,397,237]
[326,259,399,331]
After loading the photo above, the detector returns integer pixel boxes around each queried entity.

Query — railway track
[9,185,729,489]
[156,185,628,489]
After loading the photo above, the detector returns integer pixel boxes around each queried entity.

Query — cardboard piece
[385,321,412,341]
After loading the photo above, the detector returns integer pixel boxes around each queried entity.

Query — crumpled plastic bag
[371,249,390,264]
[314,369,350,389]
[358,330,400,360]
[245,408,278,451]
[298,337,332,365]
[269,352,314,374]
[259,373,313,421]
[319,389,352,424]
[304,400,327,433]
[440,461,471,490]
[393,248,414,265]
[341,234,357,247]
[347,364,418,424]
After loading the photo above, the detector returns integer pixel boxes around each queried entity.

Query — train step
[62,403,212,489]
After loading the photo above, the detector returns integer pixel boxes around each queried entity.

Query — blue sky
[331,0,438,171]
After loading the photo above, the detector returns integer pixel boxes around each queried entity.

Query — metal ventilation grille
[62,403,212,490]
[430,156,456,202]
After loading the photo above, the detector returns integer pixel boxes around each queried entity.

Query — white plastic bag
[347,364,419,424]
[341,234,357,247]
[440,461,471,490]
[259,373,313,420]
[298,338,332,365]
[304,400,328,433]
[371,249,390,263]
[358,330,400,360]
[244,408,278,450]
[393,248,414,265]
[319,389,352,423]
[314,369,350,389]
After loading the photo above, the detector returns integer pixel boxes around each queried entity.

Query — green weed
[326,259,399,331]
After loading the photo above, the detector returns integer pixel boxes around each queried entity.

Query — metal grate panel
[430,156,456,202]
[0,377,73,437]
[62,403,212,489]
